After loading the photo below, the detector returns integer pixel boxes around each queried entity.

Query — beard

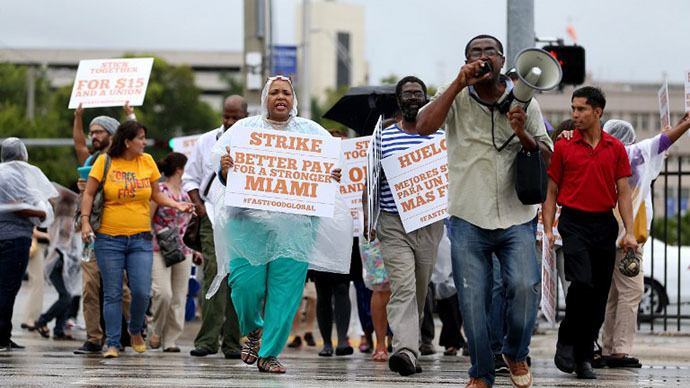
[92,138,110,152]
[400,99,427,121]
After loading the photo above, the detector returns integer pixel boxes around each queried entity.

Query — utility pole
[244,0,267,114]
[299,0,312,119]
[26,66,35,120]
[506,0,535,69]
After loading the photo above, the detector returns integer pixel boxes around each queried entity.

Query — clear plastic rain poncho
[206,77,353,298]
[0,138,58,227]
[44,185,83,297]
[430,222,455,300]
[604,120,666,246]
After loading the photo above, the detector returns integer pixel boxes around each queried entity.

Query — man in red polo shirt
[543,86,637,380]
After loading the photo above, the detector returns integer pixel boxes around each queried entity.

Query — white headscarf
[260,75,298,120]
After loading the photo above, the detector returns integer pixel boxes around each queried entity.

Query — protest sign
[366,117,383,235]
[340,136,371,236]
[68,58,154,109]
[658,80,671,128]
[685,69,690,112]
[541,237,557,326]
[380,136,449,233]
[170,134,201,158]
[536,205,562,246]
[225,126,341,217]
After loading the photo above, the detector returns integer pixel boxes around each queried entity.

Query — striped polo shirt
[378,124,445,214]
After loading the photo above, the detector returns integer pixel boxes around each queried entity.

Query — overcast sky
[1,0,689,89]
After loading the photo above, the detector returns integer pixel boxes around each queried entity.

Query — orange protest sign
[68,58,154,109]
[225,126,341,217]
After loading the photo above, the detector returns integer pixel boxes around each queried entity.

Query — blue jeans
[449,217,539,386]
[0,237,31,345]
[94,232,153,349]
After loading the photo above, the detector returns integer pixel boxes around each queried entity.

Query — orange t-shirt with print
[89,153,161,236]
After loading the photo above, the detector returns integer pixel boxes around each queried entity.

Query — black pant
[38,253,72,336]
[438,293,466,349]
[557,207,617,362]
[313,271,351,347]
[421,283,435,345]
[0,237,31,345]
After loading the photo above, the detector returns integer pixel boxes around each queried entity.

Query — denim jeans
[0,237,31,345]
[94,232,153,349]
[38,253,71,336]
[449,217,539,386]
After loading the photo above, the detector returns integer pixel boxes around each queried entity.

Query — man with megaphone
[416,35,554,388]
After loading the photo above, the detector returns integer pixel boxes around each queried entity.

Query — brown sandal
[241,329,262,365]
[257,356,286,373]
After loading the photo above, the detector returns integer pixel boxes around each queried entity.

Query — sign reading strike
[225,127,341,217]
[340,136,371,235]
[380,136,449,233]
[68,58,154,109]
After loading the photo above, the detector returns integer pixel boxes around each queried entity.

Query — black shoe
[74,341,102,355]
[287,336,302,348]
[304,332,316,347]
[575,361,597,379]
[419,343,435,356]
[606,355,642,368]
[461,344,469,356]
[494,354,509,374]
[9,341,25,349]
[0,344,9,352]
[224,351,241,359]
[554,342,575,373]
[335,346,353,356]
[591,355,606,369]
[388,351,416,376]
[190,347,215,357]
[415,363,423,373]
[318,346,333,357]
[20,323,36,331]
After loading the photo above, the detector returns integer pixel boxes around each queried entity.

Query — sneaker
[502,354,533,388]
[494,354,509,374]
[74,341,103,355]
[0,344,10,352]
[606,355,642,368]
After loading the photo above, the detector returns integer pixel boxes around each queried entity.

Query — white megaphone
[498,47,562,113]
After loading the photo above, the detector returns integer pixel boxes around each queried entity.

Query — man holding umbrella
[363,76,445,376]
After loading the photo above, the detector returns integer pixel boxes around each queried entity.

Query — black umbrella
[322,85,399,136]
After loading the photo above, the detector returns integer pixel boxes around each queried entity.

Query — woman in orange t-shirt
[80,120,194,358]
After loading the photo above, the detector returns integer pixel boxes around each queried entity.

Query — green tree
[310,86,350,132]
[651,213,690,246]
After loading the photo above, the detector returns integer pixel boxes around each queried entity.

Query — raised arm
[663,112,690,144]
[73,104,90,166]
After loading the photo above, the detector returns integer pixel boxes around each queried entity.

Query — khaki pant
[376,211,444,360]
[150,252,192,349]
[81,259,131,345]
[22,243,47,325]
[601,246,644,355]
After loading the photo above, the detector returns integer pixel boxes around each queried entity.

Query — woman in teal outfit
[210,76,350,373]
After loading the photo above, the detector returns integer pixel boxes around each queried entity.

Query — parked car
[638,239,690,321]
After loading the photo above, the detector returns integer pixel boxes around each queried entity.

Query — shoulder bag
[75,154,112,230]
[182,172,216,252]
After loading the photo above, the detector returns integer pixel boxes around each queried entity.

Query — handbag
[75,154,111,230]
[183,172,215,252]
[156,224,186,267]
[515,147,548,205]
[488,106,547,205]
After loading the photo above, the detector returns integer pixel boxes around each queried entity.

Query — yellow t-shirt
[89,153,161,236]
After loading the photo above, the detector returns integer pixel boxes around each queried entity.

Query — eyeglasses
[467,48,503,60]
[89,129,106,136]
[400,91,425,99]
